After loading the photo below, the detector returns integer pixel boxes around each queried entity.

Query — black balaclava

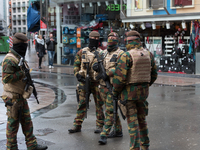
[13,43,28,57]
[88,38,99,51]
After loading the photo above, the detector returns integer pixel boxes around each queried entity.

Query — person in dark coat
[46,33,57,69]
[35,35,46,69]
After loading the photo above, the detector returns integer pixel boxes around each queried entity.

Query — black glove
[102,72,108,81]
[5,100,13,107]
[92,63,100,72]
[76,74,85,83]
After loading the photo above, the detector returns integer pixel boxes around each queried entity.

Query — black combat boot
[68,125,81,133]
[98,136,107,145]
[94,126,103,133]
[33,144,48,150]
[107,130,123,138]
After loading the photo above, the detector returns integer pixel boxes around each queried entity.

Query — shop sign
[40,20,47,31]
[106,4,127,11]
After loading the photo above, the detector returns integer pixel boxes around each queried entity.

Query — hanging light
[152,22,156,30]
[74,3,78,8]
[89,2,93,7]
[114,0,117,5]
[105,1,109,6]
[130,23,135,29]
[141,23,146,30]
[97,2,101,6]
[182,21,186,29]
[82,3,85,8]
[166,22,170,29]
[67,4,70,9]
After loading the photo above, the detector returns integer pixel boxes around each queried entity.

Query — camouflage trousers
[126,100,149,150]
[99,86,122,137]
[73,82,105,128]
[3,96,37,150]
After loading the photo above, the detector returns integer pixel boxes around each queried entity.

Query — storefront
[50,0,125,66]
[120,0,200,75]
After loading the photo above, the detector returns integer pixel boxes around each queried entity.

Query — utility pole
[40,0,42,36]
[45,0,49,39]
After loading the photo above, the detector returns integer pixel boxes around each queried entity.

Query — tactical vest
[79,47,102,81]
[126,48,151,84]
[2,53,26,96]
[100,48,124,86]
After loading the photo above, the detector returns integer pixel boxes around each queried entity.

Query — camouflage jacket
[74,47,102,80]
[112,51,157,100]
[2,48,25,84]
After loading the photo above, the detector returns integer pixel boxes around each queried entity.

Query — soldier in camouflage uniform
[1,33,48,150]
[112,30,157,150]
[96,32,124,145]
[68,31,105,133]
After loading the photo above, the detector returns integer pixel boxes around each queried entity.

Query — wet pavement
[1,47,200,149]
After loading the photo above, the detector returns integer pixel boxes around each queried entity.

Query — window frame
[170,0,194,9]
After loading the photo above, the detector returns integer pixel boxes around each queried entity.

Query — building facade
[11,0,29,34]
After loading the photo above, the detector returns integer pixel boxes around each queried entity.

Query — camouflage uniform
[73,48,105,129]
[1,48,37,150]
[99,48,124,137]
[112,31,157,150]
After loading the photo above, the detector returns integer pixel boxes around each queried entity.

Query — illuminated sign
[106,4,127,11]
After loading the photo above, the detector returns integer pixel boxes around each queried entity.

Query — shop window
[146,0,166,9]
[171,0,194,8]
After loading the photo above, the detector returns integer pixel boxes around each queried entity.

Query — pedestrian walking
[112,30,158,150]
[68,31,105,134]
[96,32,124,145]
[46,33,57,69]
[1,33,48,150]
[35,35,46,69]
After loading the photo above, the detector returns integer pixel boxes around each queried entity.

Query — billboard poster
[135,0,143,11]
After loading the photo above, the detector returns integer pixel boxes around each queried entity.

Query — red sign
[40,20,47,31]
[9,36,13,48]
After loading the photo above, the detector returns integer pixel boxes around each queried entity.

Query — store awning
[122,12,200,23]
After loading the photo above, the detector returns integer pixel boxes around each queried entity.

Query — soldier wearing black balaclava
[68,31,105,134]
[1,33,48,150]
[95,32,124,145]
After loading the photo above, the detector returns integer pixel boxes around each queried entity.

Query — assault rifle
[18,57,39,104]
[83,62,90,118]
[93,48,118,135]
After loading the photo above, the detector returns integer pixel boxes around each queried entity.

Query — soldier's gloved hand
[92,63,100,72]
[5,100,13,107]
[76,74,85,83]
[102,72,109,81]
